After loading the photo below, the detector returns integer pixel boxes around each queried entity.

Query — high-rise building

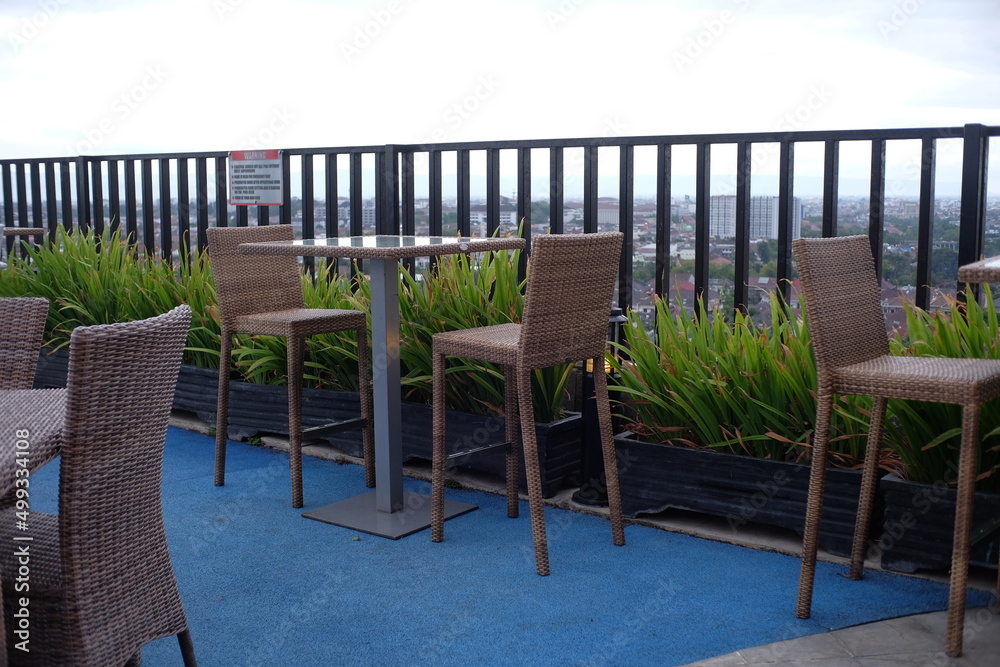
[708,195,801,239]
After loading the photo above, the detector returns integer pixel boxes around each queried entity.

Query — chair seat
[833,355,1000,404]
[235,308,367,338]
[433,323,521,365]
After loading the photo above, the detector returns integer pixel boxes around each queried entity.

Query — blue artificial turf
[25,427,996,666]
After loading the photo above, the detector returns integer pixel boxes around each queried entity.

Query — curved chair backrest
[59,304,192,664]
[208,225,305,327]
[0,296,49,390]
[519,231,623,369]
[792,235,890,381]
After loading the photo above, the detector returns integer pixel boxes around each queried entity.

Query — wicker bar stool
[793,235,1000,657]
[430,231,627,576]
[0,306,197,666]
[0,296,48,390]
[208,224,374,508]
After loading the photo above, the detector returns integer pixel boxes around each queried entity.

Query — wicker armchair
[207,224,374,508]
[430,231,627,576]
[792,235,1000,657]
[0,297,48,390]
[0,305,197,666]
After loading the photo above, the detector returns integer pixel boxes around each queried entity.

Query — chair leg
[945,403,979,658]
[849,395,886,580]
[431,350,447,542]
[517,367,550,576]
[593,362,625,547]
[214,331,233,487]
[504,364,520,519]
[357,325,376,488]
[288,336,305,508]
[178,628,198,666]
[796,392,833,619]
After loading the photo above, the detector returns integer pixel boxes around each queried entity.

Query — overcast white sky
[1,0,998,193]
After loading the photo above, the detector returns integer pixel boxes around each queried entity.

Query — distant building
[708,196,802,240]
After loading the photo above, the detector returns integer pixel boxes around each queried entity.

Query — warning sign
[229,149,283,205]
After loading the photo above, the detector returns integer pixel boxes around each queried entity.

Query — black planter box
[878,473,1000,573]
[223,379,582,499]
[614,433,871,557]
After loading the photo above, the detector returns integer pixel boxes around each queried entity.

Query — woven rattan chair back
[53,305,197,665]
[519,232,624,369]
[0,297,48,390]
[207,225,305,327]
[793,235,889,381]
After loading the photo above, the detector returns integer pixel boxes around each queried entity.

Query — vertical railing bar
[178,158,191,263]
[124,159,138,243]
[868,139,887,283]
[516,147,531,283]
[15,163,28,229]
[280,151,292,227]
[324,153,338,275]
[349,152,363,277]
[215,156,229,228]
[618,144,634,311]
[734,140,751,315]
[549,147,563,236]
[694,143,711,306]
[257,205,269,226]
[654,144,671,302]
[457,149,470,237]
[583,145,598,234]
[91,160,104,236]
[302,154,316,275]
[401,150,415,235]
[30,163,43,229]
[486,147,500,237]
[195,157,209,252]
[915,137,936,310]
[141,158,155,255]
[236,205,248,227]
[2,165,12,257]
[159,157,173,262]
[59,161,73,232]
[429,150,442,236]
[376,145,399,235]
[108,159,121,237]
[44,162,58,237]
[958,123,988,303]
[75,156,90,232]
[822,140,839,238]
[776,140,795,305]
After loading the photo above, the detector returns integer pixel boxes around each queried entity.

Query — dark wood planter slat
[615,432,871,557]
[878,473,1000,573]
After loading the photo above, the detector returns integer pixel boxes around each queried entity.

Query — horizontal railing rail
[2,124,996,316]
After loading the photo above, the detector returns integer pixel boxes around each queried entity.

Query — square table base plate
[302,491,477,540]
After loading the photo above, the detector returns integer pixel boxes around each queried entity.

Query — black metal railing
[2,123,996,314]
